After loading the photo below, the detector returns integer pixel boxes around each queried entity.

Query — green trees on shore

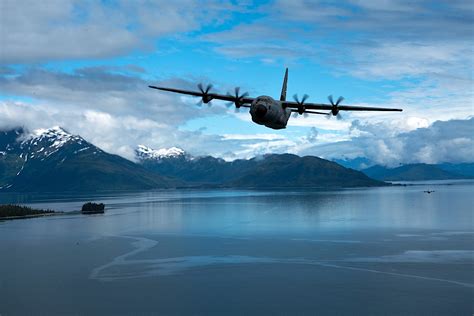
[0,205,54,218]
[81,202,105,214]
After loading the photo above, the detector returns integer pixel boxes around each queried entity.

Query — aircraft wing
[149,86,254,106]
[329,105,403,112]
[282,101,403,113]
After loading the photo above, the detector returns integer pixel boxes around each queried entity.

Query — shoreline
[0,212,64,221]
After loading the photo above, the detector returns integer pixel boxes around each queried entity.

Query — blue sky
[0,0,473,165]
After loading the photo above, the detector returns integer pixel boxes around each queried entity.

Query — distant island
[1,202,107,219]
[0,204,57,220]
[81,202,105,214]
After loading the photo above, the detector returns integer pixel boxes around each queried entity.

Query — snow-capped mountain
[135,145,187,161]
[0,127,174,192]
[16,126,100,161]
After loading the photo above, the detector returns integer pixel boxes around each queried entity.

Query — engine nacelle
[202,95,213,104]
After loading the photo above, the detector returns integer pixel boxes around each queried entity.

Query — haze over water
[1,181,473,315]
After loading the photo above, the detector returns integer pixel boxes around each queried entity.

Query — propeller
[197,83,213,105]
[328,95,344,119]
[293,94,309,117]
[226,87,249,109]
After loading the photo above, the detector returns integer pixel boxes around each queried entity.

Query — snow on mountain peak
[26,126,84,149]
[17,126,94,160]
[136,145,186,160]
[33,126,67,136]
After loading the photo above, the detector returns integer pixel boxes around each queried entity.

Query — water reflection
[1,181,473,237]
[1,181,473,315]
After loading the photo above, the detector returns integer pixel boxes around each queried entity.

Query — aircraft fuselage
[249,96,291,129]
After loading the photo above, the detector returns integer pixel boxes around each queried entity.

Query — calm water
[1,181,473,315]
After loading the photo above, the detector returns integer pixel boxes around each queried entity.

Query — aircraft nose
[255,104,267,118]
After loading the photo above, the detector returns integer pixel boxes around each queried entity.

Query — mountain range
[3,126,469,192]
[136,145,382,188]
[0,127,175,192]
[334,157,474,181]
[361,163,474,181]
[0,127,382,192]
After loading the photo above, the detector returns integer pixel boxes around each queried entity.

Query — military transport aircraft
[149,68,402,130]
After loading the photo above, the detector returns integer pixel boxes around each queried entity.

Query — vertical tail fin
[280,68,288,101]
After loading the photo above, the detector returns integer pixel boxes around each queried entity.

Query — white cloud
[306,127,318,143]
[301,117,474,165]
[204,0,474,93]
[287,115,351,130]
[221,133,286,141]
[0,0,238,63]
[349,41,473,80]
[0,67,225,125]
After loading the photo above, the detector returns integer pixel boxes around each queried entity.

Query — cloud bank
[301,117,474,166]
[0,0,238,63]
[0,0,472,164]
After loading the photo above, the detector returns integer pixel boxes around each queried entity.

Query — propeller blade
[225,101,233,108]
[293,93,309,104]
[336,113,342,120]
[228,87,249,108]
[303,112,309,118]
[196,100,203,107]
[336,96,344,105]
[234,107,240,113]
[205,84,213,93]
[292,112,299,118]
[198,83,213,94]
[328,95,334,105]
